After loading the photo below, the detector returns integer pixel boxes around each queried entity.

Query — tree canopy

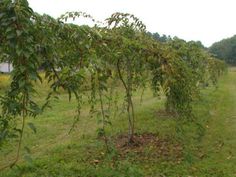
[209,35,236,65]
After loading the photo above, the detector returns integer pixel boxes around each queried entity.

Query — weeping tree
[104,13,152,143]
[0,0,102,168]
[0,0,45,169]
[149,38,227,117]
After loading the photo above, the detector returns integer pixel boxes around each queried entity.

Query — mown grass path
[1,69,236,176]
[192,67,236,176]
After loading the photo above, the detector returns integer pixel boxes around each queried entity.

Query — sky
[28,0,236,47]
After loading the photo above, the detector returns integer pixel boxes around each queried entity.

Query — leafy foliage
[209,35,236,65]
[0,0,226,170]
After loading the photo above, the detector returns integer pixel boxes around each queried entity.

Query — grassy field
[0,68,236,177]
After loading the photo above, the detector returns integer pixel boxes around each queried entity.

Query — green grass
[0,69,236,176]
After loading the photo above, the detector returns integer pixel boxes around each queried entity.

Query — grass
[0,68,236,176]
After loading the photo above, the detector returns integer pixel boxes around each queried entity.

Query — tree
[209,35,236,65]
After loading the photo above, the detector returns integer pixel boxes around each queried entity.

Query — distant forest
[149,32,236,65]
[147,32,171,42]
[209,35,236,65]
[147,32,205,48]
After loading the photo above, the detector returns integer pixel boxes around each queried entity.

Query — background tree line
[209,35,236,65]
[148,32,236,65]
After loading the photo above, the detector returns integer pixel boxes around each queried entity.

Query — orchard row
[0,0,226,169]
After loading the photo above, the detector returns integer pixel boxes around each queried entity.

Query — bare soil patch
[114,133,183,163]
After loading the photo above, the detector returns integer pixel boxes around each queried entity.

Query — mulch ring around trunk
[114,133,183,163]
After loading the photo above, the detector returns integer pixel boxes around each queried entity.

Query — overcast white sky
[28,0,236,47]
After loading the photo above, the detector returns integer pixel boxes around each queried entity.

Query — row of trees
[209,35,236,65]
[147,32,171,42]
[0,0,226,169]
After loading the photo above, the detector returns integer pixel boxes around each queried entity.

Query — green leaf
[27,122,37,134]
[16,30,22,37]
